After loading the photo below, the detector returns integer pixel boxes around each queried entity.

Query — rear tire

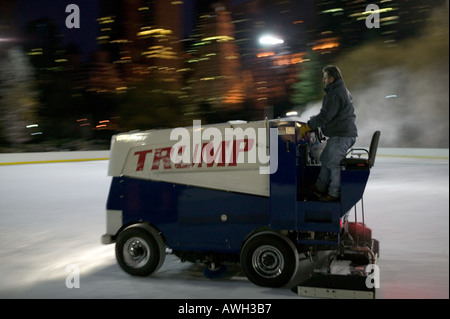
[115,225,166,276]
[240,232,298,287]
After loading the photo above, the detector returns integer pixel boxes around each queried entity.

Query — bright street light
[259,35,284,46]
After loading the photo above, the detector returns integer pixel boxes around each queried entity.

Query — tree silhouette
[290,51,324,113]
[0,47,39,146]
[119,79,186,131]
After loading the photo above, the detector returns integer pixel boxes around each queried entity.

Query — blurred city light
[259,35,284,46]
[0,0,447,151]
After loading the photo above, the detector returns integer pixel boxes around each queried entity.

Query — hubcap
[252,245,284,278]
[123,237,150,268]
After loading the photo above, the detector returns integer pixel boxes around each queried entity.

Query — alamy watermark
[64,261,379,290]
[65,264,80,289]
[365,4,381,29]
[168,120,278,174]
[365,264,380,289]
[65,3,382,31]
[65,4,80,29]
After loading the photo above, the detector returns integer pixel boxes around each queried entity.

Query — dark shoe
[318,194,339,202]
[308,184,326,196]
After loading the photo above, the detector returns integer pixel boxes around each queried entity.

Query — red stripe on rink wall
[0,149,448,166]
[0,151,110,165]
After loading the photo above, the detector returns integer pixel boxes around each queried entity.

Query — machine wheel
[115,225,166,276]
[240,232,298,287]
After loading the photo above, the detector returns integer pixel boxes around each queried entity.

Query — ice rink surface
[0,156,448,299]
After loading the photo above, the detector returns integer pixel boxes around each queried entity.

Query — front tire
[115,225,166,276]
[240,232,298,287]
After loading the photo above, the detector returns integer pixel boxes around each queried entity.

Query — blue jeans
[315,136,356,198]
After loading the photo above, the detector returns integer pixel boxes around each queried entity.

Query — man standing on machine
[301,65,358,201]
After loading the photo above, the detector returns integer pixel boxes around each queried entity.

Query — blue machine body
[105,120,370,255]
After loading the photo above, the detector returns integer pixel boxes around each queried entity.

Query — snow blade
[297,273,375,299]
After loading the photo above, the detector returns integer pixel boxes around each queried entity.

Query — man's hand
[300,124,310,137]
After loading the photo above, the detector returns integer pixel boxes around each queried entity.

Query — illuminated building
[186,3,245,113]
[341,0,399,45]
[228,0,311,117]
[314,0,445,49]
[22,18,67,72]
[97,0,184,89]
[71,51,125,94]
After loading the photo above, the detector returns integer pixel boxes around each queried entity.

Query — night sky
[16,0,202,60]
[17,0,100,59]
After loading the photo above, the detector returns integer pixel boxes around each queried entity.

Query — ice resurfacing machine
[101,119,380,298]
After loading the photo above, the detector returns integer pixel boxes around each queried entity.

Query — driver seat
[341,131,381,169]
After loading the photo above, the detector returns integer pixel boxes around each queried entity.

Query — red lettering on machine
[133,139,254,172]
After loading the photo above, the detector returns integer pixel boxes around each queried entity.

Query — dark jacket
[307,79,358,137]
